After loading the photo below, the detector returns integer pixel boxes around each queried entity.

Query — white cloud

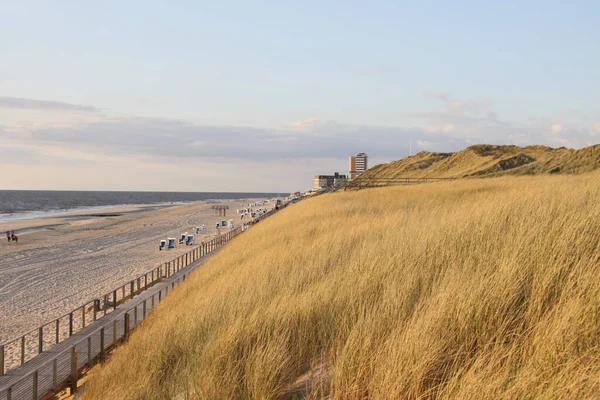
[3,94,600,191]
[0,96,98,112]
[426,124,455,133]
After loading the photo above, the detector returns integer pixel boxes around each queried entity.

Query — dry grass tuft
[84,173,600,399]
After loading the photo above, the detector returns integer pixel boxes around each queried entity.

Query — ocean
[0,190,282,222]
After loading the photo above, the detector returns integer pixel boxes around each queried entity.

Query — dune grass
[84,173,600,399]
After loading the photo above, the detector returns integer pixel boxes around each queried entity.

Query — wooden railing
[344,176,456,190]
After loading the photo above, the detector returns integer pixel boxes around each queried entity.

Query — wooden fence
[344,176,456,190]
[0,206,280,400]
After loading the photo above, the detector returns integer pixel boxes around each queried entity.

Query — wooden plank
[70,348,78,394]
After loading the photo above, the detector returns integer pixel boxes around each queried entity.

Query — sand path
[0,199,263,342]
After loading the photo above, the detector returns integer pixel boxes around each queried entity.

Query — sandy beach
[0,199,270,343]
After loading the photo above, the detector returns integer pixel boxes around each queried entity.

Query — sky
[1,1,599,192]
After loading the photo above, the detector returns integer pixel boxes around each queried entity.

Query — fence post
[124,313,130,341]
[0,344,4,376]
[20,336,25,365]
[152,293,155,308]
[56,319,59,344]
[113,290,118,310]
[159,290,162,302]
[130,281,135,299]
[70,347,78,394]
[137,277,141,295]
[133,306,138,327]
[38,327,43,354]
[53,358,58,390]
[6,386,11,400]
[143,299,147,319]
[82,305,86,329]
[69,312,74,336]
[100,327,105,362]
[87,336,92,365]
[32,370,38,400]
[93,299,99,322]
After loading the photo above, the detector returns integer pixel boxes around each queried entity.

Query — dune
[83,172,600,399]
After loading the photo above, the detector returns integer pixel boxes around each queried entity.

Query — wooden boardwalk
[0,244,220,400]
[0,203,285,400]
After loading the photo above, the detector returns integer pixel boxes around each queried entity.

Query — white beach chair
[167,238,176,249]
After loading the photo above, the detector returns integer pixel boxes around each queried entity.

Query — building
[313,172,347,190]
[349,153,368,179]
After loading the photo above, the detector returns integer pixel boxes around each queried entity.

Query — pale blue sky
[1,1,599,191]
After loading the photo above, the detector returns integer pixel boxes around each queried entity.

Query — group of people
[6,230,18,243]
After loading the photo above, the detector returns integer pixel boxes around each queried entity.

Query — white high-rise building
[349,153,368,179]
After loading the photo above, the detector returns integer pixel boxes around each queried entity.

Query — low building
[313,172,347,190]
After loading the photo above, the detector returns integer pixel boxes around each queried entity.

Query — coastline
[0,197,274,343]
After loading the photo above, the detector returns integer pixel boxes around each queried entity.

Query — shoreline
[0,197,275,343]
[0,196,271,233]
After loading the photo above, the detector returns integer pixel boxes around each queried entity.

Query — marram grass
[84,173,600,399]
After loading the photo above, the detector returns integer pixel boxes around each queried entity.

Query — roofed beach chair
[167,238,176,249]
[185,234,194,245]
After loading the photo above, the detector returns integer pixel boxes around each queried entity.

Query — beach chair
[179,233,187,244]
[167,238,176,249]
[159,240,166,251]
[185,234,194,245]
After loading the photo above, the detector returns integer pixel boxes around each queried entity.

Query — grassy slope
[85,173,600,399]
[358,144,600,180]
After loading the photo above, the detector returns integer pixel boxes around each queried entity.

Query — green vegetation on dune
[358,143,600,180]
[85,173,600,399]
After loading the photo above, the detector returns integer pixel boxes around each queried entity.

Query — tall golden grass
[84,173,600,399]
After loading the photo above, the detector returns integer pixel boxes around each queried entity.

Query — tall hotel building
[349,153,368,179]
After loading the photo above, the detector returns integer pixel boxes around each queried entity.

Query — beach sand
[0,199,269,343]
